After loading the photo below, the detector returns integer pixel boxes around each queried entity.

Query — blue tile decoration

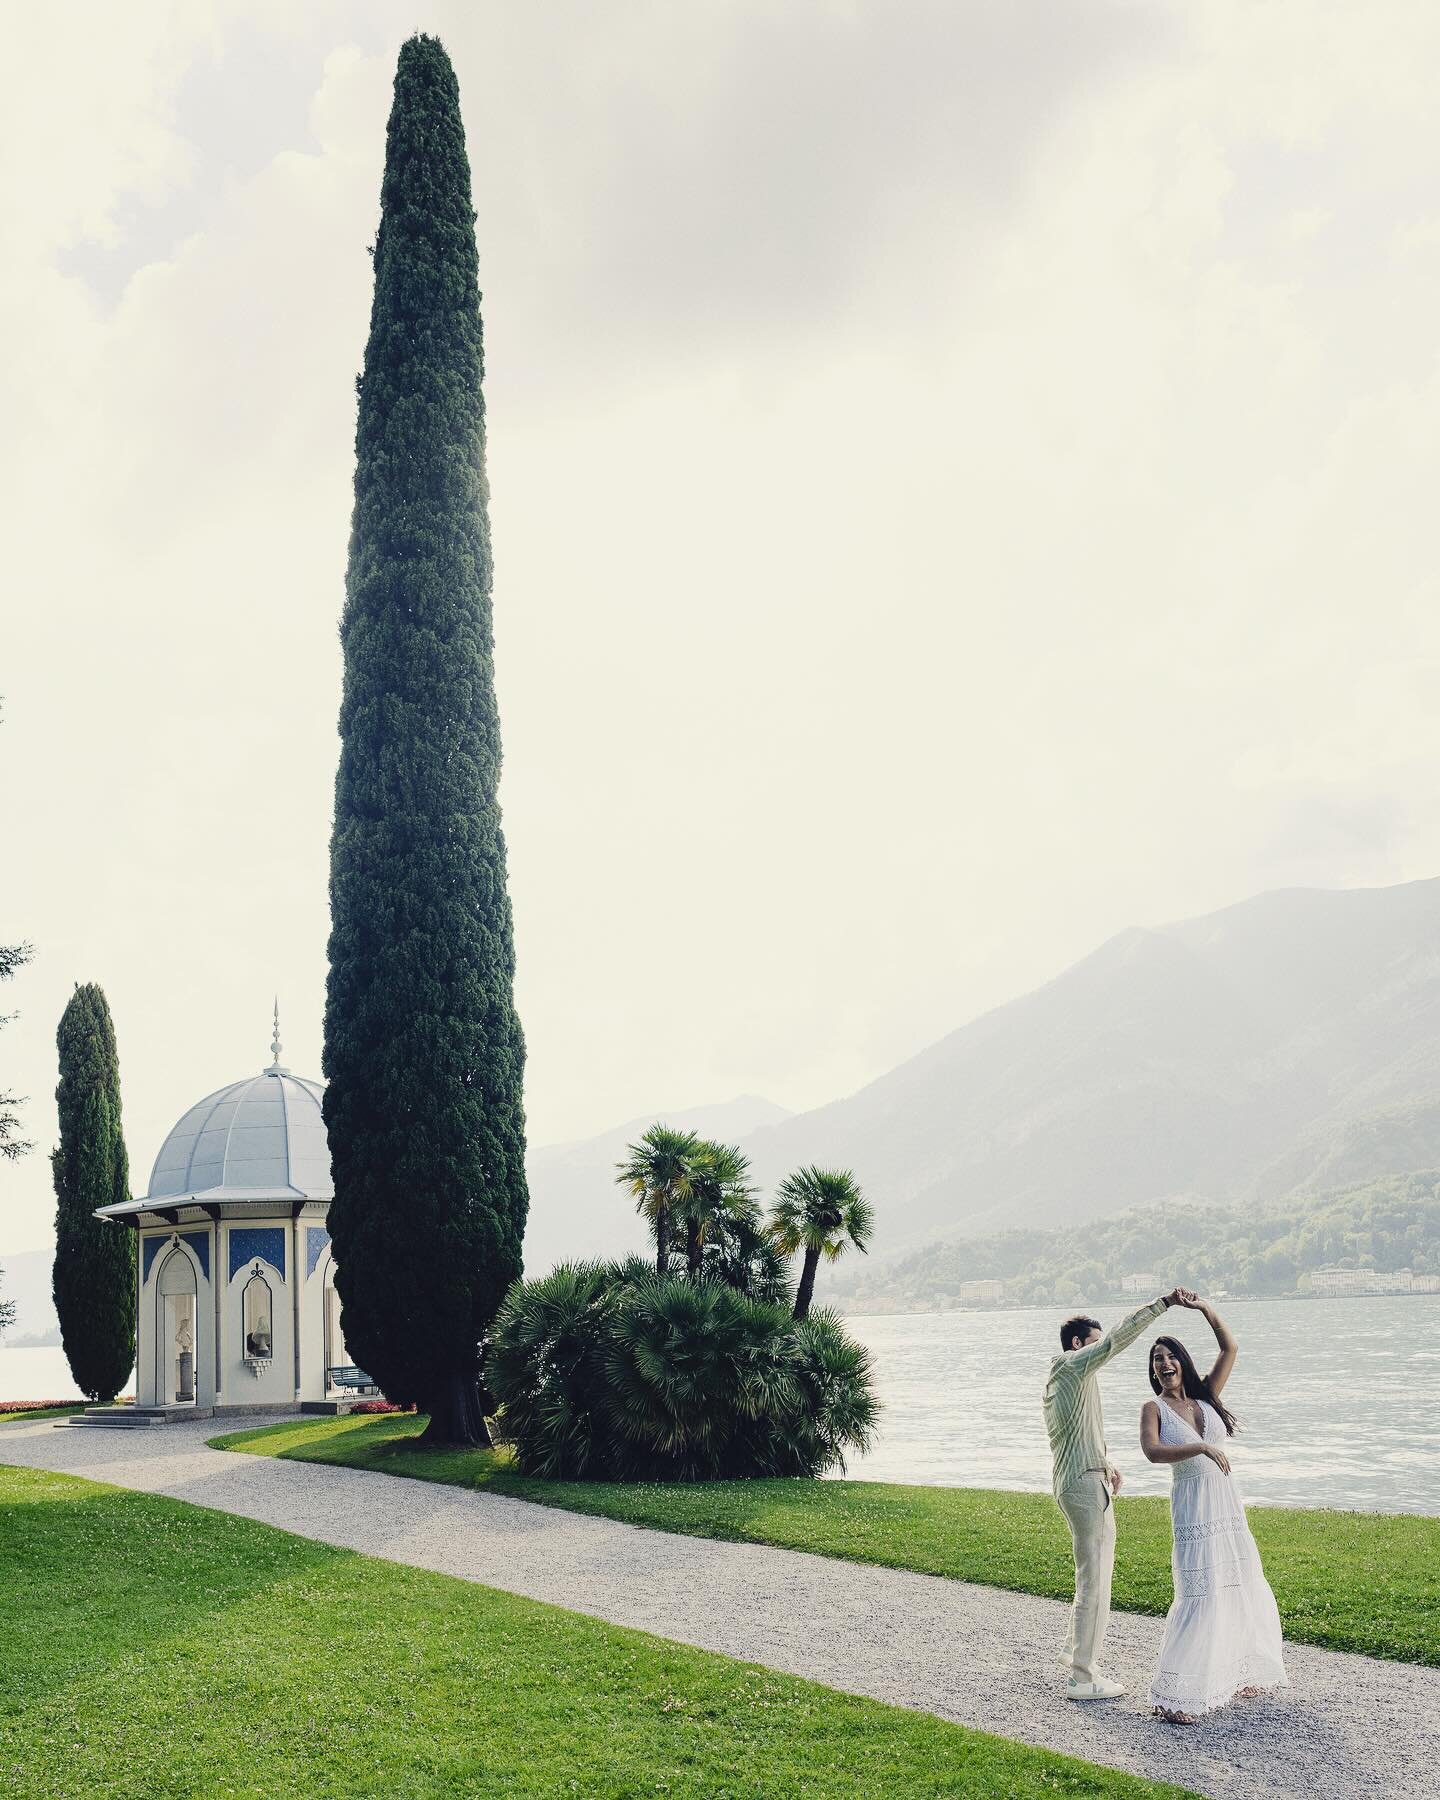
[142,1235,165,1285]
[179,1230,210,1281]
[306,1226,331,1280]
[229,1226,286,1282]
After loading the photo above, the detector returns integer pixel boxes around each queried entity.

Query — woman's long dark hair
[1149,1335,1237,1436]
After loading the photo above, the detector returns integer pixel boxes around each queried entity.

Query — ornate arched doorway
[155,1246,199,1406]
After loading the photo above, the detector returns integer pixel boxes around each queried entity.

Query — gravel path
[4,1414,1435,1799]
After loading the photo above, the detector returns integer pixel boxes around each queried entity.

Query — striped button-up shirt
[1043,1298,1167,1496]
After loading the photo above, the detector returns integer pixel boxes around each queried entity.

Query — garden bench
[327,1365,379,1395]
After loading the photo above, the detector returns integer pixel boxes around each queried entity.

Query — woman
[1139,1296,1287,1723]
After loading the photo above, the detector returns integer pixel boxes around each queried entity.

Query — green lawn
[216,1413,1440,1668]
[0,1466,1191,1800]
[0,1405,86,1424]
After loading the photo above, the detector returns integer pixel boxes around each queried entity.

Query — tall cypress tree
[324,35,528,1446]
[2,937,35,1164]
[51,983,135,1402]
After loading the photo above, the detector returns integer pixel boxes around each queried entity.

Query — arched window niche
[156,1245,198,1406]
[242,1265,275,1371]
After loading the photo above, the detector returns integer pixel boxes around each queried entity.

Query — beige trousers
[1056,1473,1115,1683]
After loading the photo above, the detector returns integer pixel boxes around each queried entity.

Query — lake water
[0,1346,136,1407]
[842,1294,1440,1514]
[6,1295,1437,1513]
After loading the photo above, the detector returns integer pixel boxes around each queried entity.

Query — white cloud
[6,2,1440,1252]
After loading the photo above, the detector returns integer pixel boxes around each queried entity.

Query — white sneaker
[1067,1677,1127,1701]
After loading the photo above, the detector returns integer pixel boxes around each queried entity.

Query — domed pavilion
[95,1012,357,1415]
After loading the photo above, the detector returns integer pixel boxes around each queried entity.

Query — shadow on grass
[1,1467,347,1711]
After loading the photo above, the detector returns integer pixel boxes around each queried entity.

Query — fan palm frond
[615,1124,703,1274]
[675,1139,759,1276]
[768,1167,874,1318]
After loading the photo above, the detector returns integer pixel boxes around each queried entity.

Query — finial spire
[271,997,282,1067]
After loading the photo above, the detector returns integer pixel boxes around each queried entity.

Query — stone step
[59,1411,167,1429]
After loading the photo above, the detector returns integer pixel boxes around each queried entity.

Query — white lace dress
[1148,1398,1288,1717]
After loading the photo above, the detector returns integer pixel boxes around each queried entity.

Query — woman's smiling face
[1152,1343,1184,1392]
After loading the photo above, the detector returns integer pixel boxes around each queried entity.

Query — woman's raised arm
[1191,1296,1237,1395]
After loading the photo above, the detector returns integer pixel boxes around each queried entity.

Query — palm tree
[616,1124,701,1274]
[676,1141,757,1278]
[769,1166,873,1320]
[698,1204,793,1306]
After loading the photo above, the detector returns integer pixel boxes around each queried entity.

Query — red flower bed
[348,1398,410,1415]
[0,1396,134,1414]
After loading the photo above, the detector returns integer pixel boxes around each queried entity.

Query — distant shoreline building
[1118,1271,1160,1294]
[1308,1266,1439,1297]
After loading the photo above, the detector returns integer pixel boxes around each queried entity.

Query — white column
[293,1212,304,1402]
[135,1230,143,1405]
[213,1220,223,1400]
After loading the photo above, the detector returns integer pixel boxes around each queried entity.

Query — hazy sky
[6,1,1440,1253]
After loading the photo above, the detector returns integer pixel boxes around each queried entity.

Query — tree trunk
[793,1248,821,1320]
[420,1369,492,1447]
[686,1217,703,1279]
[655,1203,670,1275]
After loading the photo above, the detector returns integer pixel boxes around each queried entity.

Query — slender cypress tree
[51,983,135,1402]
[324,35,528,1446]
[1,938,35,1164]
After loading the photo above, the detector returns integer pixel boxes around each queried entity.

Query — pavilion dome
[146,1062,332,1203]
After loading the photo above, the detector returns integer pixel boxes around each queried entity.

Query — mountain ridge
[14,879,1438,1294]
[731,877,1440,1252]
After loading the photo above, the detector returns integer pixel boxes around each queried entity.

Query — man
[1043,1286,1191,1700]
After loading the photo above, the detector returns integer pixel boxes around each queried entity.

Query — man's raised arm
[1067,1291,1179,1376]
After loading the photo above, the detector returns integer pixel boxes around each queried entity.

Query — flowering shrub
[0,1399,88,1414]
[348,1398,409,1415]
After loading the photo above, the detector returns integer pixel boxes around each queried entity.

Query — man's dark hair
[1060,1315,1101,1353]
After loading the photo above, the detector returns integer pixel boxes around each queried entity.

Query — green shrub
[787,1309,881,1474]
[488,1262,877,1481]
[487,1263,626,1479]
